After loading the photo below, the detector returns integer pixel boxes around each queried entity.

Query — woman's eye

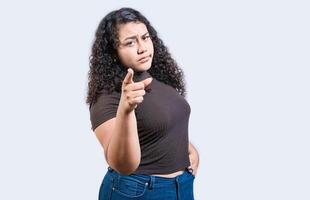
[125,36,150,46]
[143,36,150,40]
[126,41,135,46]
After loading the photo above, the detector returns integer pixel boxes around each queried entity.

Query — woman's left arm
[188,142,200,176]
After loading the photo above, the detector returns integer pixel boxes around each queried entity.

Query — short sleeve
[89,91,121,131]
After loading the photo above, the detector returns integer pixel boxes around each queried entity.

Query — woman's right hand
[119,68,153,114]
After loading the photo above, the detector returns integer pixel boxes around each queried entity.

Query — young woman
[86,7,199,199]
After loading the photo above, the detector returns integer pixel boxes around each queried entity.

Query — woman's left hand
[188,142,199,177]
[189,150,199,176]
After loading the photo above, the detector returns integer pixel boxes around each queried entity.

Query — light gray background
[0,0,309,199]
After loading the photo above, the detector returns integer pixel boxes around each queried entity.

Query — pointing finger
[123,68,134,84]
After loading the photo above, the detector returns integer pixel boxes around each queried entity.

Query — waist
[133,155,191,175]
[106,167,193,186]
[151,170,185,178]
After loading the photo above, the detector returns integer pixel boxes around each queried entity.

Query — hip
[98,166,195,200]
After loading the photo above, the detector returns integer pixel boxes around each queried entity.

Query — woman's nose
[137,40,147,54]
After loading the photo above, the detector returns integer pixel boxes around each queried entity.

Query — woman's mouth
[138,55,151,63]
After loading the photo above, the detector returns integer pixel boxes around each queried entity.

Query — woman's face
[116,22,154,72]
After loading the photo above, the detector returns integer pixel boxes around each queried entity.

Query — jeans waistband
[106,166,193,189]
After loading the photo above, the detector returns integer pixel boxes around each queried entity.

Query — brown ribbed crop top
[89,70,191,174]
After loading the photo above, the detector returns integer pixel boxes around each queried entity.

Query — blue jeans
[98,166,195,200]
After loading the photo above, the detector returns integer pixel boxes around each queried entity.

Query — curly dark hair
[86,7,187,106]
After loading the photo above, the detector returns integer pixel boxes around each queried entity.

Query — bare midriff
[151,170,184,178]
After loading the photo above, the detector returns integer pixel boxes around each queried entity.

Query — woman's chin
[135,62,152,71]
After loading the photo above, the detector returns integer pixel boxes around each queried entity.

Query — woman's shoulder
[98,88,121,97]
[90,89,121,108]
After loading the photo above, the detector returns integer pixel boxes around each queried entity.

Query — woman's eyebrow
[123,32,149,42]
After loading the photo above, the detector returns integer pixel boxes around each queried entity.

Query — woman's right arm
[94,68,152,175]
